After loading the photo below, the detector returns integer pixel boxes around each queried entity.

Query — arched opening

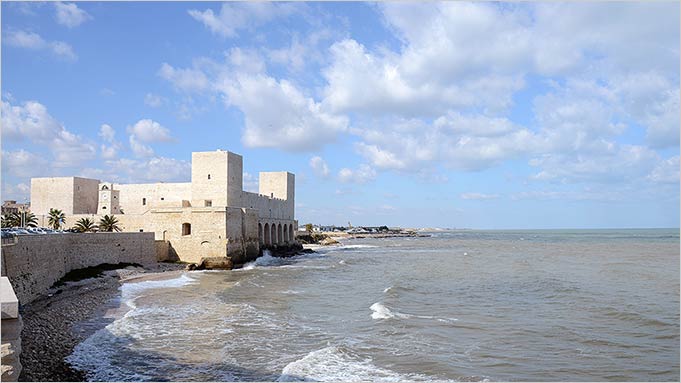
[258,223,263,245]
[283,225,288,244]
[271,223,277,246]
[289,223,294,242]
[182,222,191,236]
[264,223,270,245]
[277,224,283,245]
[102,185,109,190]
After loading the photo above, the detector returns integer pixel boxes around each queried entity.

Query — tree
[73,217,96,233]
[3,211,39,228]
[305,223,313,234]
[48,208,66,230]
[17,211,38,228]
[1,214,18,228]
[98,215,121,232]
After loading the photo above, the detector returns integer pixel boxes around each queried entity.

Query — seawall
[0,232,156,305]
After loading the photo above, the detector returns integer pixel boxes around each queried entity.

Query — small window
[161,197,165,201]
[208,174,211,179]
[271,193,274,198]
[139,229,143,232]
[205,200,212,207]
[102,206,107,210]
[114,196,117,199]
[182,223,191,236]
[102,185,109,190]
[142,198,146,206]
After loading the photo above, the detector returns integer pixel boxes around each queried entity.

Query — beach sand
[18,263,185,382]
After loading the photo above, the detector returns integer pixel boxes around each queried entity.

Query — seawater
[67,229,680,381]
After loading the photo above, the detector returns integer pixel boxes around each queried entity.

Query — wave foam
[277,346,410,382]
[370,302,410,320]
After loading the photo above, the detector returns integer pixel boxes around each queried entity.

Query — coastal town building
[1,201,30,216]
[29,150,297,264]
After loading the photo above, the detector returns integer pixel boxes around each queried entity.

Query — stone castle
[29,150,297,265]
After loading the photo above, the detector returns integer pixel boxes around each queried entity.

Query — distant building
[29,150,297,264]
[1,201,29,216]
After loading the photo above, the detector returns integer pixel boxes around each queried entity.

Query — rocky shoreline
[18,263,185,382]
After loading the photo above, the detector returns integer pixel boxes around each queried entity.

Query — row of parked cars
[1,227,72,238]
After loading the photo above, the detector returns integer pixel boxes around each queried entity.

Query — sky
[1,1,679,229]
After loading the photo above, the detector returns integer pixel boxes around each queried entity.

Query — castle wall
[115,183,191,214]
[0,232,156,304]
[241,192,294,220]
[72,178,100,214]
[30,178,75,215]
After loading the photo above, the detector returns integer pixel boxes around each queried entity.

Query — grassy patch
[52,262,143,287]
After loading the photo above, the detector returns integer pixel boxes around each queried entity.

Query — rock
[196,257,233,270]
[185,263,197,271]
[320,237,340,246]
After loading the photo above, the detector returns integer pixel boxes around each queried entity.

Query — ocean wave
[315,244,379,254]
[370,302,458,323]
[121,273,197,309]
[277,346,414,382]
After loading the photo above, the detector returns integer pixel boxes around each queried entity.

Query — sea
[67,229,680,381]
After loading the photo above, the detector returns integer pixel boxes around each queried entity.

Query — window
[161,197,165,201]
[102,206,107,210]
[182,223,191,236]
[102,185,109,190]
[139,229,143,232]
[208,174,211,179]
[142,198,146,206]
[205,200,212,207]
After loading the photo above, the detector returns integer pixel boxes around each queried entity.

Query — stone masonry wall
[0,232,156,305]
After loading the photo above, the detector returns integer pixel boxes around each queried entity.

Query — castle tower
[259,172,295,220]
[191,150,243,207]
[97,182,120,215]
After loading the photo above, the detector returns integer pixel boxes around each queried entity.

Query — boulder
[196,257,233,270]
[320,237,340,246]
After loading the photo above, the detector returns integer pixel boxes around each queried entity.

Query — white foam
[370,302,410,320]
[241,250,282,270]
[371,302,458,323]
[383,286,393,293]
[277,346,411,382]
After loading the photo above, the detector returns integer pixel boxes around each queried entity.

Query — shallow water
[68,229,680,381]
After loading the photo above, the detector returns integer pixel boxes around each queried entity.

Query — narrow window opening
[161,197,165,201]
[102,206,107,210]
[182,223,191,236]
[142,198,146,206]
[208,174,211,180]
[139,229,143,232]
[205,200,212,207]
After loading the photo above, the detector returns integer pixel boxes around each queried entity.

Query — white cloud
[99,124,116,143]
[144,93,166,108]
[309,156,329,177]
[128,135,155,158]
[98,124,120,159]
[219,73,348,151]
[460,193,500,200]
[158,63,210,93]
[1,99,95,166]
[83,157,191,184]
[188,2,299,38]
[4,30,77,60]
[338,164,376,184]
[647,156,680,184]
[127,119,173,143]
[54,2,91,28]
[1,149,49,178]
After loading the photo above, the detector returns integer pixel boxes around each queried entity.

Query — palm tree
[1,214,18,228]
[17,211,38,228]
[48,208,66,230]
[98,215,121,232]
[73,217,96,233]
[2,211,38,228]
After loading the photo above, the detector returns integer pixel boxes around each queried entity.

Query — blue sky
[2,1,679,229]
